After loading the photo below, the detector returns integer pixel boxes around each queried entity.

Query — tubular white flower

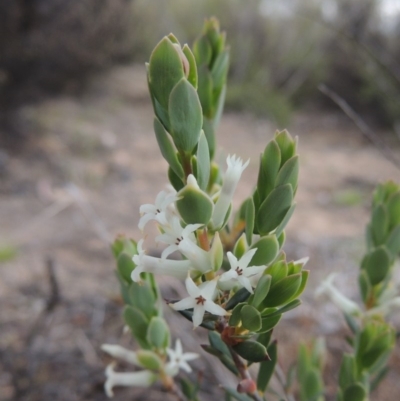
[171,274,227,328]
[212,155,249,229]
[104,363,156,397]
[131,240,192,282]
[156,216,202,259]
[138,190,178,230]
[315,273,361,316]
[178,238,213,273]
[219,249,265,293]
[165,339,199,377]
[101,344,140,366]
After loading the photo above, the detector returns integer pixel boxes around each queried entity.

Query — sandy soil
[0,65,399,401]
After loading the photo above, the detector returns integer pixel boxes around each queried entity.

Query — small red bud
[237,378,257,394]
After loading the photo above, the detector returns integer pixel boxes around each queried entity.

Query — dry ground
[1,65,400,401]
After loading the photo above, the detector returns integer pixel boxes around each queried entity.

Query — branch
[319,84,400,171]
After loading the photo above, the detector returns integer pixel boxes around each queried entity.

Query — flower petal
[171,297,196,311]
[192,304,206,327]
[204,300,227,316]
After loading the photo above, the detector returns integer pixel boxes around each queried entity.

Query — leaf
[168,166,185,191]
[358,270,371,304]
[123,306,150,349]
[229,303,246,326]
[262,274,302,308]
[275,203,296,238]
[193,35,212,66]
[137,350,163,370]
[223,387,253,401]
[371,205,388,246]
[275,156,299,192]
[362,246,391,286]
[169,78,203,153]
[300,368,324,401]
[259,314,282,333]
[252,275,272,309]
[257,184,293,235]
[146,317,170,349]
[263,299,301,318]
[196,131,211,190]
[339,354,357,390]
[343,383,366,401]
[202,345,239,375]
[117,253,135,284]
[209,331,231,357]
[211,50,229,93]
[197,65,213,118]
[202,118,216,159]
[258,140,281,200]
[129,281,156,319]
[264,260,288,286]
[176,184,214,225]
[244,197,255,246]
[275,130,295,167]
[149,37,184,109]
[154,117,184,180]
[386,192,400,229]
[233,341,268,362]
[250,236,279,266]
[225,288,251,310]
[257,341,278,392]
[386,225,400,256]
[182,44,198,89]
[241,305,262,332]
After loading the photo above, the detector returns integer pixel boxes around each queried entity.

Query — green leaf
[182,44,198,89]
[233,340,268,362]
[117,253,135,284]
[211,50,229,93]
[169,78,203,153]
[259,314,282,333]
[196,131,211,190]
[250,235,279,266]
[275,203,296,238]
[343,383,366,401]
[244,198,255,246]
[209,331,231,357]
[257,341,278,392]
[275,130,295,167]
[257,184,293,235]
[197,65,213,118]
[146,317,170,350]
[386,225,400,256]
[193,35,212,66]
[154,117,184,180]
[275,156,299,192]
[168,166,185,191]
[262,274,302,308]
[202,118,216,159]
[290,270,309,301]
[137,350,163,370]
[252,275,272,308]
[149,37,185,109]
[233,234,247,260]
[263,299,301,318]
[129,281,156,319]
[241,305,262,332]
[362,246,391,286]
[229,303,246,326]
[358,270,371,304]
[258,140,281,200]
[264,260,288,286]
[202,345,239,375]
[176,182,214,224]
[339,354,357,390]
[257,331,273,348]
[386,192,400,229]
[371,205,388,246]
[225,288,251,310]
[300,368,324,401]
[123,306,150,349]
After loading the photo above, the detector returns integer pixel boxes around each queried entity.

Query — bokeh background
[1,1,400,400]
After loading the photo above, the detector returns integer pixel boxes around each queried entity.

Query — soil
[1,65,400,401]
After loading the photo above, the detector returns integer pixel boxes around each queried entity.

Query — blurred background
[1,0,400,400]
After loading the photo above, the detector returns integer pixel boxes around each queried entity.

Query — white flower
[101,344,139,366]
[104,363,156,397]
[165,339,199,376]
[138,190,177,230]
[315,273,361,316]
[131,240,192,282]
[178,238,213,273]
[212,155,249,229]
[219,249,265,293]
[171,275,227,328]
[156,217,202,259]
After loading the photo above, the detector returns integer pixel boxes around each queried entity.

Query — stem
[228,346,264,401]
[161,374,188,401]
[180,151,193,180]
